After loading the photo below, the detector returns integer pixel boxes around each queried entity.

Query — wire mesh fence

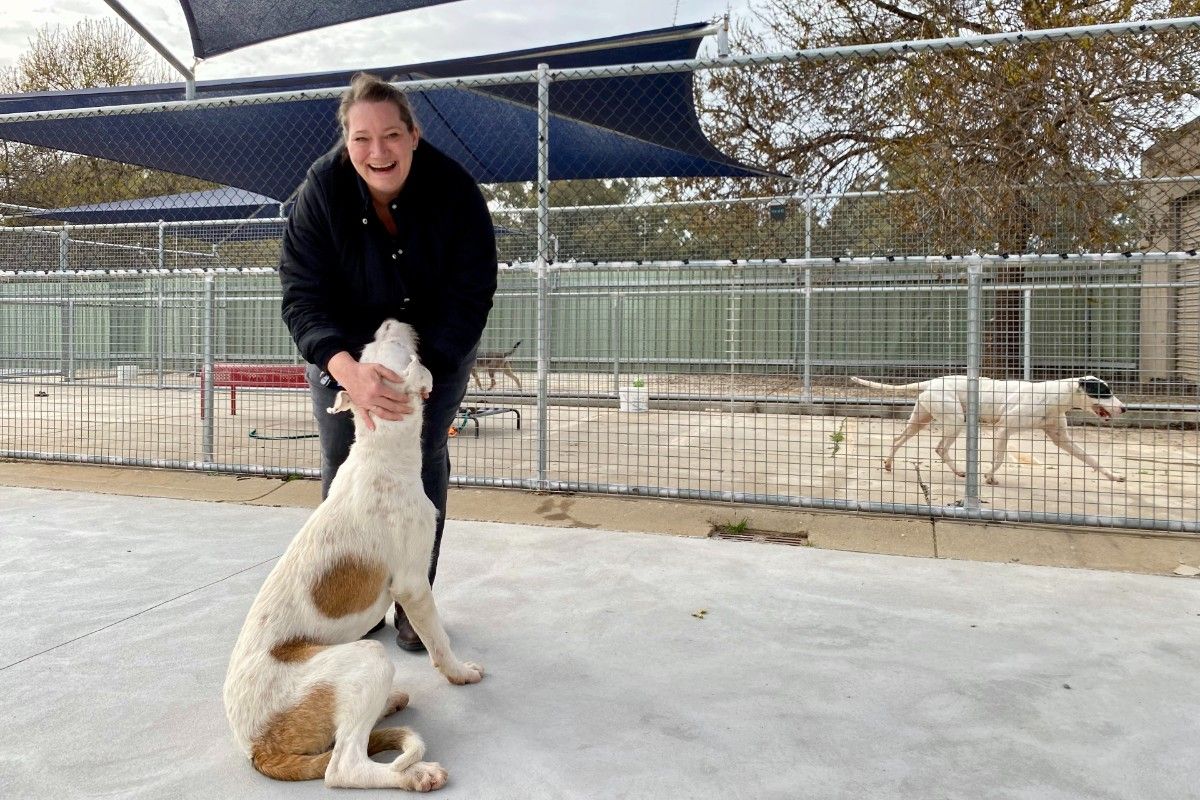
[0,18,1198,532]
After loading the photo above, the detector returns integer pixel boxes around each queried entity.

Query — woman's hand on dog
[328,352,419,431]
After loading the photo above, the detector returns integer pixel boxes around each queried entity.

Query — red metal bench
[200,363,308,418]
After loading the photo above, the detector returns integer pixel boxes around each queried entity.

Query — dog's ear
[1078,377,1113,400]
[326,390,354,415]
[402,354,434,397]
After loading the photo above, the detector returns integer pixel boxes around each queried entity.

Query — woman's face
[345,100,419,204]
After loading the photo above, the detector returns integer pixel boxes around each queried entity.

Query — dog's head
[1074,376,1126,421]
[327,319,433,423]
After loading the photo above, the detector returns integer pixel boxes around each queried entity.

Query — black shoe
[394,603,426,652]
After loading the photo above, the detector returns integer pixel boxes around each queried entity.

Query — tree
[677,0,1200,375]
[485,178,642,262]
[0,19,213,213]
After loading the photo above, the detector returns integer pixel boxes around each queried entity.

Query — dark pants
[306,352,474,585]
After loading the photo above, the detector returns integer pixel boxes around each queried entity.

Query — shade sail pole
[102,0,197,99]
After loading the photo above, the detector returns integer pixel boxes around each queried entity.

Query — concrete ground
[2,483,1198,800]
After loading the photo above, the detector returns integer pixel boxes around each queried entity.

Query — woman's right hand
[326,351,415,431]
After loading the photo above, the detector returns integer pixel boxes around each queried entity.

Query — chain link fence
[1,18,1197,532]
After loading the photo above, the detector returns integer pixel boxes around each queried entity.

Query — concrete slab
[935,520,1200,573]
[1,486,1197,799]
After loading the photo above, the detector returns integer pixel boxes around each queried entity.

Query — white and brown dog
[224,319,483,791]
[851,375,1128,484]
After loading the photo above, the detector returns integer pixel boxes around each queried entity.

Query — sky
[0,0,750,81]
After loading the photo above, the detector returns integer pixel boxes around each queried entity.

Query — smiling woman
[279,71,498,652]
[339,75,422,211]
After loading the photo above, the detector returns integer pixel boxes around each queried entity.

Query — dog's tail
[250,727,424,781]
[370,726,426,773]
[252,749,332,782]
[850,376,932,394]
[503,340,522,358]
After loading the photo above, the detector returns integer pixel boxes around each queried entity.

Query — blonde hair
[337,72,419,138]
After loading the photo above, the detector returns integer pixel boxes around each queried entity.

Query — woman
[280,72,497,651]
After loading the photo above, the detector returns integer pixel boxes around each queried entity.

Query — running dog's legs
[884,402,934,471]
[984,428,1012,485]
[1044,425,1126,482]
[923,393,966,477]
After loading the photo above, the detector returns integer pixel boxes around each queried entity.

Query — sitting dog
[470,340,521,390]
[851,375,1127,484]
[224,319,483,791]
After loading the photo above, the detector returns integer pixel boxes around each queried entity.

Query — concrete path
[0,486,1197,799]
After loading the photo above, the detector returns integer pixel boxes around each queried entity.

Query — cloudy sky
[0,0,750,80]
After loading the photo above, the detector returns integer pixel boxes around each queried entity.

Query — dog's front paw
[1107,472,1126,483]
[447,661,485,685]
[398,761,447,792]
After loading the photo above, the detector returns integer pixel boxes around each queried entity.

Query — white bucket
[115,365,138,383]
[618,386,649,412]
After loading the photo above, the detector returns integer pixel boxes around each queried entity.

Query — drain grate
[709,529,809,547]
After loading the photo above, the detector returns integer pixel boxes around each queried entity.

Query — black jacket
[279,141,497,375]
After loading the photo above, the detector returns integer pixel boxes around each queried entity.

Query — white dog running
[224,319,483,791]
[851,375,1128,484]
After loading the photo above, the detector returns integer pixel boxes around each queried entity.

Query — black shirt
[279,141,497,375]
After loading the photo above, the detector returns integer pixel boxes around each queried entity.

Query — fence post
[202,273,215,464]
[1023,287,1032,381]
[804,193,813,260]
[65,298,76,384]
[59,225,75,383]
[157,220,166,387]
[803,193,813,401]
[803,267,813,402]
[964,256,983,510]
[611,292,621,396]
[534,61,551,490]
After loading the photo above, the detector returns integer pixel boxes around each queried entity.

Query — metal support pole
[58,226,74,383]
[157,221,165,386]
[156,282,166,387]
[102,0,196,99]
[1022,287,1032,381]
[534,62,551,489]
[728,275,740,416]
[611,293,621,396]
[66,299,76,384]
[803,267,813,403]
[802,193,814,400]
[964,256,983,510]
[202,274,215,463]
[804,193,813,261]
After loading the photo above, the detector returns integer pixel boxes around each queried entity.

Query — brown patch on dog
[270,637,326,663]
[250,683,337,781]
[310,556,388,619]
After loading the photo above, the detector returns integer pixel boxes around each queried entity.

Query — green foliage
[662,0,1200,375]
[672,0,1198,254]
[713,517,750,534]
[829,419,847,457]
[0,19,215,213]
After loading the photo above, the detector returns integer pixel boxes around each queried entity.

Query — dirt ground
[1,370,1196,528]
